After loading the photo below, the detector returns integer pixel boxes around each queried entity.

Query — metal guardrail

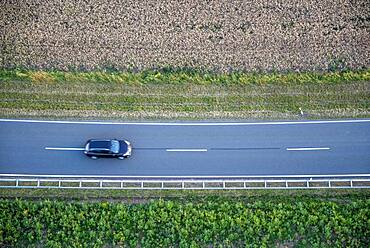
[0,178,369,190]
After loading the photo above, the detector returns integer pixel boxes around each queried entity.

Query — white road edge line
[1,173,369,178]
[1,118,370,126]
[286,147,330,151]
[166,149,207,152]
[45,147,85,151]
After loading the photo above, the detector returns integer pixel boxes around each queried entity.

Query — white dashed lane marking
[166,149,208,152]
[286,147,330,151]
[45,147,85,151]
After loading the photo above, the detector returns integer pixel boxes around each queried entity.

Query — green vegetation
[1,188,369,247]
[0,69,369,120]
[1,196,369,247]
[1,68,369,85]
[1,188,369,202]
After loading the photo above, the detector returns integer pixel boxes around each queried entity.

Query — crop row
[0,199,369,247]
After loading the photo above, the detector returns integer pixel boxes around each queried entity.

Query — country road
[0,119,369,177]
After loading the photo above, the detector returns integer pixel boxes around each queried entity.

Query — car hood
[119,140,129,153]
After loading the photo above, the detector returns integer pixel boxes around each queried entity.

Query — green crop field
[1,188,369,247]
[0,69,369,120]
[0,193,369,247]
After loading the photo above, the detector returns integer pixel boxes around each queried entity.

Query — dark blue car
[84,139,132,159]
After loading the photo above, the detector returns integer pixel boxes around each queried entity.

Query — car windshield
[110,140,120,153]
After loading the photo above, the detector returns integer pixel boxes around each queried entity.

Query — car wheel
[91,156,98,160]
[118,156,124,160]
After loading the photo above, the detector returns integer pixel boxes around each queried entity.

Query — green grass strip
[1,68,369,85]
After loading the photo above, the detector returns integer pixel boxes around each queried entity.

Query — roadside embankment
[0,69,369,120]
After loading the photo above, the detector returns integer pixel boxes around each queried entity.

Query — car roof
[89,140,112,150]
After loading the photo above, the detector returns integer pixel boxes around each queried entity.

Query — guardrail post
[350,180,353,188]
[202,182,205,189]
[79,181,82,188]
[264,181,267,188]
[328,181,331,188]
[285,180,288,188]
[120,181,123,188]
[161,182,164,189]
[223,181,225,189]
[16,179,18,187]
[181,181,184,189]
[243,181,246,188]
[99,181,102,188]
[306,181,309,188]
[58,180,61,188]
[141,182,143,189]
[37,179,40,187]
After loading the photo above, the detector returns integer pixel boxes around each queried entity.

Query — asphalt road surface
[0,119,369,177]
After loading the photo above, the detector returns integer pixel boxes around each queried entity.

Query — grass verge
[0,69,369,120]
